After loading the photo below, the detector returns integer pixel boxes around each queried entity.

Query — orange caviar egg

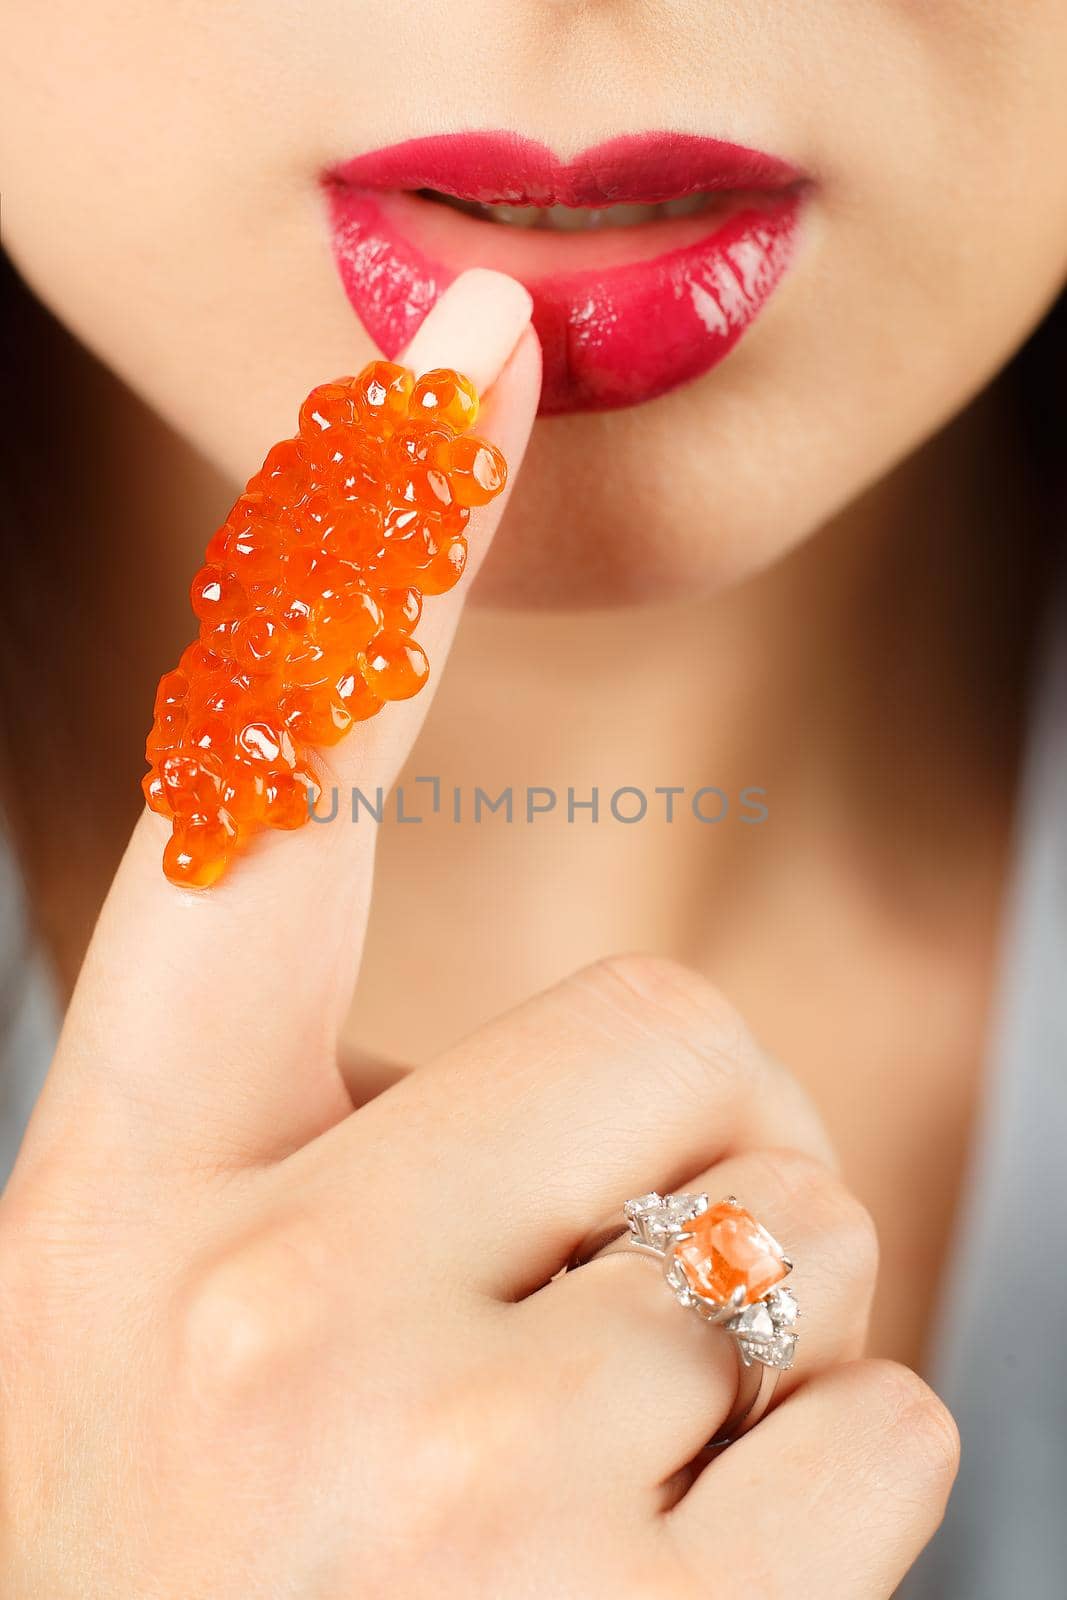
[299,381,358,437]
[390,422,453,466]
[191,566,249,627]
[230,613,288,674]
[419,536,467,596]
[221,759,267,825]
[278,685,352,746]
[377,587,422,634]
[263,767,320,830]
[336,668,384,723]
[154,669,188,711]
[318,497,383,565]
[145,360,506,886]
[361,632,429,701]
[178,641,224,680]
[393,462,454,515]
[160,750,224,813]
[353,360,414,434]
[163,812,238,890]
[224,524,291,587]
[142,770,170,816]
[249,438,309,505]
[310,586,381,656]
[410,368,479,432]
[445,435,508,507]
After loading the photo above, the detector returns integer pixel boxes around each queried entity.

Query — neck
[13,311,1043,990]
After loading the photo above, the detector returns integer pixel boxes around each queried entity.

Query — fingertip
[401,269,536,395]
[473,323,543,479]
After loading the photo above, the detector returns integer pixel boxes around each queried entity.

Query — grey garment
[0,826,58,1183]
[0,613,1066,1591]
[902,585,1067,1598]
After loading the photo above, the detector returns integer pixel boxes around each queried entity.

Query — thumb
[33,269,539,1172]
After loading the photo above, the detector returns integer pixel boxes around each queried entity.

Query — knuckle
[835,1185,881,1279]
[577,955,752,1088]
[587,954,745,1036]
[809,1164,878,1282]
[754,1149,880,1284]
[856,1359,961,1491]
[176,1219,331,1407]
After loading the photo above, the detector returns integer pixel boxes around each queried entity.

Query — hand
[0,272,958,1599]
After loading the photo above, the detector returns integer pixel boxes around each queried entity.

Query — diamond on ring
[623,1193,800,1370]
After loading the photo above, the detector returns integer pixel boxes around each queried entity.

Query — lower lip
[326,185,802,415]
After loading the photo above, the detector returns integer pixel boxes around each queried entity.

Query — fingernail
[400,270,534,393]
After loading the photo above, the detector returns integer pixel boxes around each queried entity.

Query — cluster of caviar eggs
[144,360,507,888]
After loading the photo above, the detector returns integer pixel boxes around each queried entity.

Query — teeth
[660,193,718,220]
[420,190,717,231]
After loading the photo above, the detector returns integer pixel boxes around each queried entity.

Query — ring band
[574,1192,800,1446]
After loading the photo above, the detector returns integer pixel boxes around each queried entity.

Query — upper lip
[325,130,808,416]
[326,130,804,209]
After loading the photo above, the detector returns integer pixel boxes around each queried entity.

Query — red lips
[325,132,806,414]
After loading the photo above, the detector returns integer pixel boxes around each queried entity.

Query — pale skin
[0,273,961,1599]
[1,0,1067,1590]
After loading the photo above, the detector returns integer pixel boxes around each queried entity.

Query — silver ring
[574,1192,800,1447]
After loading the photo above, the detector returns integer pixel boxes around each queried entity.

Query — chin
[466,407,812,611]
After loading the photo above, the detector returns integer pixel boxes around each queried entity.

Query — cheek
[0,1,385,479]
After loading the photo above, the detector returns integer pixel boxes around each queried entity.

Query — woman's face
[2,2,1065,605]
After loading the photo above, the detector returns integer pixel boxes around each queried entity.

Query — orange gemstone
[675,1201,789,1306]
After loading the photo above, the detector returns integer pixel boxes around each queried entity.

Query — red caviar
[144,361,507,887]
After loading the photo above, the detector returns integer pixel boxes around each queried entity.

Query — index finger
[24,271,539,1175]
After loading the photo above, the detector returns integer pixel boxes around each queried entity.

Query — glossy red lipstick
[326,132,806,415]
